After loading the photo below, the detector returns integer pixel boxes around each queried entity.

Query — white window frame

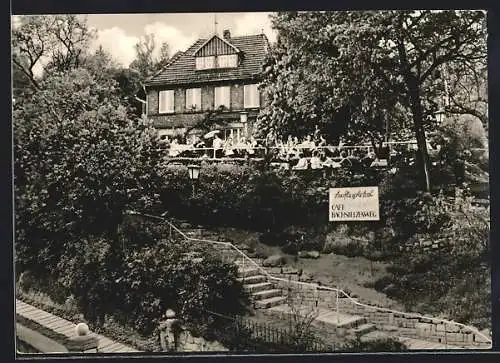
[223,128,243,143]
[159,90,175,114]
[244,84,260,108]
[217,54,238,68]
[195,56,216,70]
[185,88,201,110]
[214,86,231,109]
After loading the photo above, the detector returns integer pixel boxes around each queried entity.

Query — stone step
[359,330,390,343]
[254,296,287,309]
[237,267,261,278]
[237,275,267,284]
[338,315,367,329]
[244,282,275,293]
[251,289,282,301]
[311,310,367,329]
[234,259,260,268]
[352,323,377,337]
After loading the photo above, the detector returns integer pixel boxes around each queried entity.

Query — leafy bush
[341,337,407,352]
[373,193,490,328]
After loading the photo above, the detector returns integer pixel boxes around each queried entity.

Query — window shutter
[224,86,230,108]
[194,88,201,108]
[253,84,260,107]
[244,85,250,108]
[159,91,166,113]
[185,89,191,109]
[214,87,220,107]
[244,84,259,108]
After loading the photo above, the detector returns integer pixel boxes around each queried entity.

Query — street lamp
[187,164,201,196]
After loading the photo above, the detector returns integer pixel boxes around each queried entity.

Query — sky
[12,12,278,75]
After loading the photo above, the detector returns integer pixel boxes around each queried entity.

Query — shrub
[341,337,407,352]
[328,241,365,258]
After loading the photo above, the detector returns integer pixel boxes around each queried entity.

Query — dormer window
[195,54,238,70]
[196,56,215,70]
[193,34,241,70]
[217,54,238,68]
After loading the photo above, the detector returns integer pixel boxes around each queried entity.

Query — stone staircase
[181,228,383,342]
[180,227,480,347]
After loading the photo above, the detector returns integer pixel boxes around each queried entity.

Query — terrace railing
[127,211,492,349]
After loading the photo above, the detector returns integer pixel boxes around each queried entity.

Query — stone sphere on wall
[75,323,90,336]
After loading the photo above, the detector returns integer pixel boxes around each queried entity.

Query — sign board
[329,187,380,221]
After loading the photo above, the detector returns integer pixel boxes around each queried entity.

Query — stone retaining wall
[270,279,490,348]
[331,299,490,347]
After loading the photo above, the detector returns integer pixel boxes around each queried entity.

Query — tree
[12,15,95,88]
[441,56,488,130]
[259,11,487,191]
[14,68,163,278]
[129,33,171,80]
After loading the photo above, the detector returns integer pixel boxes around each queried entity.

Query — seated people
[247,136,258,156]
[300,135,316,156]
[223,137,235,157]
[370,158,388,167]
[233,136,247,157]
[168,138,181,157]
[339,151,352,168]
[310,152,323,169]
[361,150,376,168]
[292,154,309,170]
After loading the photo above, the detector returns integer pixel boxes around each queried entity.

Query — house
[144,29,269,144]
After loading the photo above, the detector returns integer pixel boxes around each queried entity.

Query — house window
[244,84,260,108]
[217,54,238,68]
[214,86,230,109]
[195,56,215,70]
[223,128,243,144]
[185,88,201,110]
[159,90,174,114]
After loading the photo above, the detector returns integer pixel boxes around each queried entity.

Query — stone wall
[330,298,490,347]
[268,275,490,348]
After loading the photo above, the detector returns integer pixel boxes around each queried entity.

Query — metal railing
[158,141,420,160]
[127,211,492,349]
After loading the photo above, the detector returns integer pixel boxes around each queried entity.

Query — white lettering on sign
[329,187,380,221]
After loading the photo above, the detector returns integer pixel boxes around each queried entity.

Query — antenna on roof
[214,13,218,35]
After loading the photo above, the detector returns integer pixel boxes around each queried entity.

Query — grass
[215,226,402,309]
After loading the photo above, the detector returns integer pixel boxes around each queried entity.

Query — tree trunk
[408,82,431,193]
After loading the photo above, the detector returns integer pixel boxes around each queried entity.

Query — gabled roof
[192,34,241,56]
[145,33,269,87]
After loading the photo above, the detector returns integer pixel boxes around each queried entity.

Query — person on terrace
[212,134,224,158]
[310,151,323,169]
[223,136,235,157]
[168,137,180,157]
[339,150,352,168]
[292,153,309,170]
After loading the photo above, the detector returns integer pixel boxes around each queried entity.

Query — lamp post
[187,164,201,196]
[240,112,248,138]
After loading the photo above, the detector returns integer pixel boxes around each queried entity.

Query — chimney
[223,29,231,40]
